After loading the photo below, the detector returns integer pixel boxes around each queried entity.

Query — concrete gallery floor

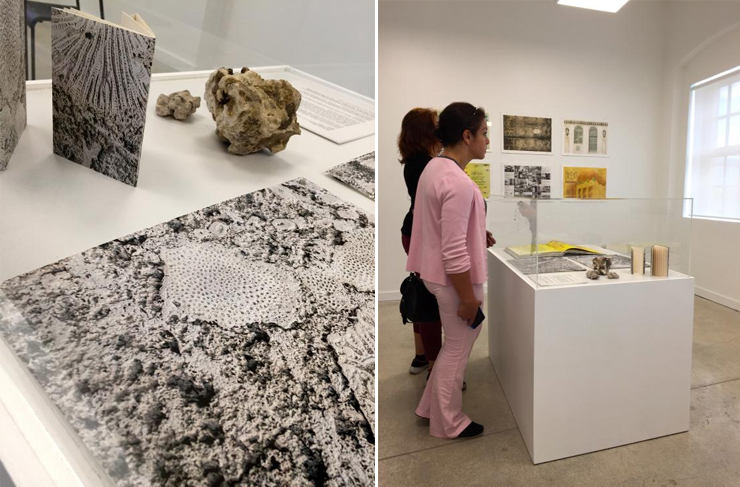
[378,296,740,487]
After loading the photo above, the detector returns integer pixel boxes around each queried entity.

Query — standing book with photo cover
[51,8,155,186]
[0,0,26,171]
[631,246,646,275]
[651,245,670,277]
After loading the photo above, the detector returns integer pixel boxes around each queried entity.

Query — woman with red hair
[398,108,443,376]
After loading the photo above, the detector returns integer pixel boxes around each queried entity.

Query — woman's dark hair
[398,108,439,163]
[435,102,486,147]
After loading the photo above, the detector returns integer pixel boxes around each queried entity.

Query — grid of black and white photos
[503,164,552,198]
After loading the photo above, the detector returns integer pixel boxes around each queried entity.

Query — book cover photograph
[51,8,155,186]
[0,0,26,171]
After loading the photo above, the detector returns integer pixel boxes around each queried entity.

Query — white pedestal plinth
[488,250,695,464]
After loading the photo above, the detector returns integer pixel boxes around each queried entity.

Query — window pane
[727,156,740,184]
[717,119,727,147]
[720,85,729,116]
[725,187,739,219]
[708,188,723,216]
[732,81,740,114]
[729,115,740,146]
[711,158,725,185]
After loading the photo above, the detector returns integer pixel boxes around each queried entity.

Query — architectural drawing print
[563,166,607,199]
[563,120,608,156]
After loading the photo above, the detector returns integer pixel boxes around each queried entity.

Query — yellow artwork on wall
[465,163,490,198]
[563,167,607,199]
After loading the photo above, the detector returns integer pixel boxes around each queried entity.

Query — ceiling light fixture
[556,0,630,13]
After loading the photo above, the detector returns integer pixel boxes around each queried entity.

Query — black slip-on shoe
[456,422,484,439]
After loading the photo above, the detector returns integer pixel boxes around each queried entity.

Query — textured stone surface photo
[205,67,301,155]
[0,178,375,487]
[327,152,375,200]
[156,90,201,121]
[51,8,155,186]
[0,0,26,171]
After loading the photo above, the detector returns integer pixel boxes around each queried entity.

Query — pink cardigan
[406,157,487,286]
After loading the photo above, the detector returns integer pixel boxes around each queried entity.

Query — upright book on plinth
[51,8,155,186]
[0,0,27,171]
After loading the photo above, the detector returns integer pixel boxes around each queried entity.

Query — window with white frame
[685,66,740,221]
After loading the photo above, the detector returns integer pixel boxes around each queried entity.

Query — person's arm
[448,270,480,324]
[439,177,481,323]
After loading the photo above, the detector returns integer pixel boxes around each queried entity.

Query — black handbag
[399,273,440,324]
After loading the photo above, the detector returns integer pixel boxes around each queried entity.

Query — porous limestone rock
[204,67,301,155]
[155,90,201,121]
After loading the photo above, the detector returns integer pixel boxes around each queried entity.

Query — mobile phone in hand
[471,307,485,329]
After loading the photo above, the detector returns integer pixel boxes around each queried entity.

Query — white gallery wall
[660,2,740,310]
[378,0,740,307]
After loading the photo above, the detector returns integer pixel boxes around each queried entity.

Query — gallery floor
[378,296,740,487]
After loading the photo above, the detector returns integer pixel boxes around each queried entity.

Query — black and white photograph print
[326,151,376,200]
[502,114,552,154]
[51,8,155,186]
[503,164,552,198]
[563,119,609,156]
[508,256,587,275]
[0,178,375,487]
[0,0,26,171]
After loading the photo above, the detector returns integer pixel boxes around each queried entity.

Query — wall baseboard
[379,290,402,302]
[695,286,740,312]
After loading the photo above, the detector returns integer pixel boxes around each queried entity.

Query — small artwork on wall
[563,120,608,156]
[563,166,607,199]
[503,164,551,198]
[502,114,552,154]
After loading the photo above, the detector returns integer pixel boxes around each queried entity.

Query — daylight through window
[685,66,740,221]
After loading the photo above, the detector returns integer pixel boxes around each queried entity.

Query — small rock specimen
[155,90,201,120]
[204,67,301,155]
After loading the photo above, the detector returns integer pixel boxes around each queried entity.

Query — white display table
[0,68,374,487]
[487,249,694,464]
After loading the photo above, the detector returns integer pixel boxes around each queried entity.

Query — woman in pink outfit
[407,102,496,439]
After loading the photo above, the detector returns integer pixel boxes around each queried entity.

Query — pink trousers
[415,280,484,438]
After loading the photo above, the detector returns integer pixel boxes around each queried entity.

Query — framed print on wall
[503,164,551,198]
[563,166,607,199]
[563,119,609,157]
[501,114,553,155]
